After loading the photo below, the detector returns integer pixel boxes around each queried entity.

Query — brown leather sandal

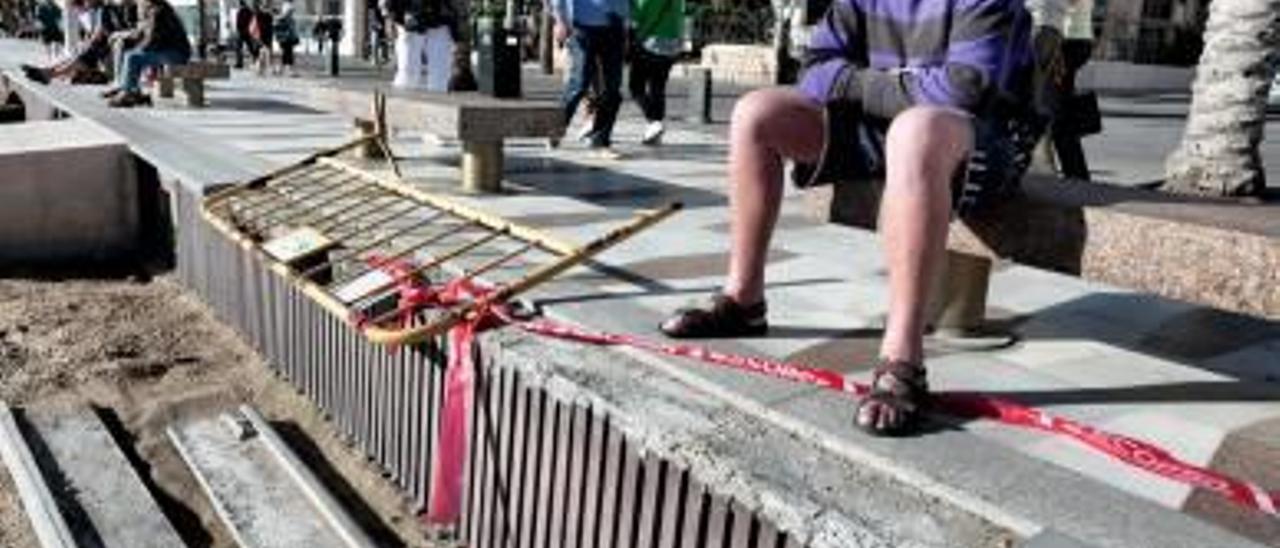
[854,359,929,436]
[659,294,767,339]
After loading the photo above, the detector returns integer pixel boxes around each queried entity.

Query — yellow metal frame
[202,134,680,347]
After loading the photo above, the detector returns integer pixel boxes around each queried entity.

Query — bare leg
[857,106,972,433]
[877,107,972,363]
[721,88,824,306]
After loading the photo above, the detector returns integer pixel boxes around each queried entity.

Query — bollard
[687,67,712,124]
[328,38,340,76]
[461,141,503,193]
[928,251,993,333]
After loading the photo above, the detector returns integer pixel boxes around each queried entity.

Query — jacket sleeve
[857,0,1024,118]
[796,0,863,106]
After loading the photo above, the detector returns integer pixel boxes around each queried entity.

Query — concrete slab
[168,408,373,548]
[21,406,186,548]
[0,118,139,264]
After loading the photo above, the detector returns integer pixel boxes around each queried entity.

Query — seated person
[21,0,128,84]
[101,0,190,107]
[660,0,1042,436]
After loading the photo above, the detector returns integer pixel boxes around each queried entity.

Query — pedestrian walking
[273,0,298,75]
[251,0,274,75]
[552,0,630,156]
[384,0,457,91]
[628,0,683,145]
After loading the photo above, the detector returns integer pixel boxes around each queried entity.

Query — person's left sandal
[854,359,929,436]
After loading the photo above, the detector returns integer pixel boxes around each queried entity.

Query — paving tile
[1202,339,1280,383]
[988,266,1103,314]
[1023,412,1225,509]
[1021,530,1097,548]
[1013,342,1230,388]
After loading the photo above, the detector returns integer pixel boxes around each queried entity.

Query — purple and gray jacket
[798,0,1035,121]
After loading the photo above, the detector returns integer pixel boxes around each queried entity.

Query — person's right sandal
[659,294,768,339]
[854,359,930,436]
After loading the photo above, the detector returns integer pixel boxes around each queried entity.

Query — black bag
[1058,91,1102,137]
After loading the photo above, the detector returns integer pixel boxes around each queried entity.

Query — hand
[553,20,568,46]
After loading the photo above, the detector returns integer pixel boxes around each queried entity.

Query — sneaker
[100,87,123,99]
[575,121,595,143]
[107,91,152,108]
[641,120,665,146]
[588,143,622,161]
[20,64,49,85]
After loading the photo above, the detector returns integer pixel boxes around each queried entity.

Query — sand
[0,275,436,547]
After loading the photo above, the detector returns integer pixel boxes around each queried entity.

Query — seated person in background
[21,0,127,84]
[101,0,190,107]
[659,0,1043,436]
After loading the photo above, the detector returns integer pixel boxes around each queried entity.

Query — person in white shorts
[384,0,456,91]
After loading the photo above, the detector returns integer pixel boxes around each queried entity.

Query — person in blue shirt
[552,0,629,155]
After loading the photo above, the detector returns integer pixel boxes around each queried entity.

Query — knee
[885,106,973,180]
[730,88,793,143]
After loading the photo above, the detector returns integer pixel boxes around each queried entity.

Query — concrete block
[0,119,139,264]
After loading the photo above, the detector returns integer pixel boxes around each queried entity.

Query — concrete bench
[155,62,231,108]
[292,82,563,193]
[805,176,1280,333]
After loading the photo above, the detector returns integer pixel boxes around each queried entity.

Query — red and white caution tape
[357,276,1278,523]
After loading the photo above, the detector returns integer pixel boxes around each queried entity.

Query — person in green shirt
[628,0,683,145]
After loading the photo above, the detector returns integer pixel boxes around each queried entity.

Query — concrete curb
[0,402,77,548]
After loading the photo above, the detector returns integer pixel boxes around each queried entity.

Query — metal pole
[538,3,553,74]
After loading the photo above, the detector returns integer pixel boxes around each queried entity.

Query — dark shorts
[794,104,1043,217]
[39,28,63,45]
[75,39,110,68]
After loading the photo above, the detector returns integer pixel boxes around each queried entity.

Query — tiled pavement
[5,52,1279,546]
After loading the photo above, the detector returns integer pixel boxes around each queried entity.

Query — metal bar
[225,166,352,220]
[205,132,386,210]
[302,190,400,234]
[296,211,450,281]
[316,157,581,257]
[216,163,332,214]
[254,179,380,233]
[361,242,533,327]
[326,220,478,288]
[346,229,506,308]
[325,200,420,240]
[362,203,681,346]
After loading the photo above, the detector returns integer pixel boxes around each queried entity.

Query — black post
[326,18,342,76]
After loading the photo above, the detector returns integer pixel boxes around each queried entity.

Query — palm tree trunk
[1163,0,1280,197]
[450,0,478,91]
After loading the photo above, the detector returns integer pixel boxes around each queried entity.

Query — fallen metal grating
[171,145,804,547]
[199,135,679,348]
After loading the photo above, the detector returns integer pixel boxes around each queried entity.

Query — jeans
[118,48,189,92]
[561,21,624,147]
[628,48,675,122]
